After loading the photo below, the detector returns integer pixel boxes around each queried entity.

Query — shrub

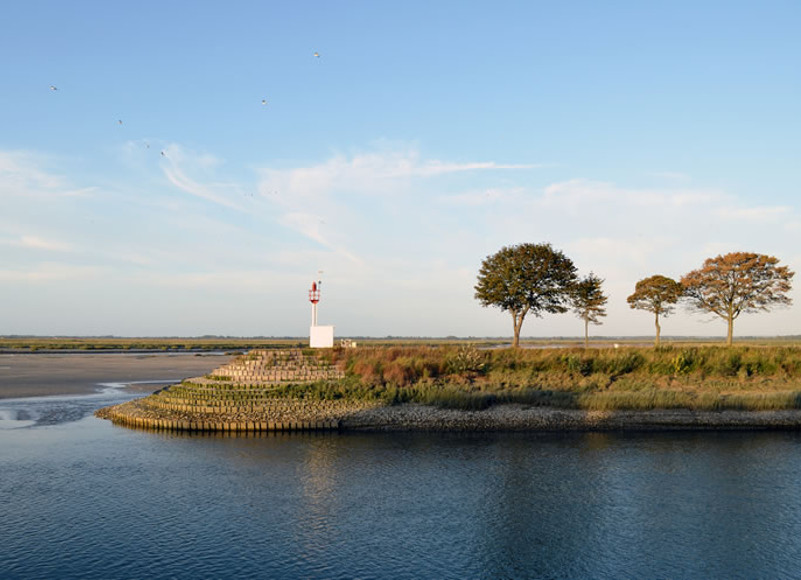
[447,343,487,375]
[607,351,645,375]
[563,354,594,376]
[719,351,743,376]
[671,349,697,375]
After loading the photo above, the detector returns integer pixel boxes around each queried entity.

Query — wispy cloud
[160,145,245,210]
[257,146,541,261]
[415,160,541,177]
[716,205,791,222]
[0,262,101,283]
[259,147,539,201]
[279,212,362,264]
[541,178,725,210]
[436,187,526,207]
[0,151,95,198]
[648,171,692,182]
[3,235,74,252]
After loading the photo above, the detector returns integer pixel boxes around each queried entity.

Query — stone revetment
[96,349,379,433]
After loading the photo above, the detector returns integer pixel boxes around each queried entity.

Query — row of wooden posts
[106,413,341,432]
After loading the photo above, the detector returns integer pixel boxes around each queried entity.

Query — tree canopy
[627,275,684,346]
[681,252,794,345]
[571,273,608,347]
[474,243,577,347]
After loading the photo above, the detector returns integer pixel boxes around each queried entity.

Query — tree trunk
[584,318,589,348]
[512,312,524,348]
[654,311,661,347]
[727,316,734,346]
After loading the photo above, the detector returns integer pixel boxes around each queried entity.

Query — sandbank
[0,353,232,399]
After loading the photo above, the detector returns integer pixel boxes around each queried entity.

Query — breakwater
[96,349,381,432]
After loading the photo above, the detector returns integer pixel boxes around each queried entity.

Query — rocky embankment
[96,348,801,433]
[96,349,371,432]
[340,404,801,431]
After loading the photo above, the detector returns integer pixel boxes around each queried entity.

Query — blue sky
[2,1,799,338]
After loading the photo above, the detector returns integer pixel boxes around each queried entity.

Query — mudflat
[0,353,232,399]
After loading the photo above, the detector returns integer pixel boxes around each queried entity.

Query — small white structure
[308,280,334,348]
[310,325,334,348]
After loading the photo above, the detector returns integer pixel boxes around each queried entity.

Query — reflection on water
[0,380,171,430]
[3,396,801,579]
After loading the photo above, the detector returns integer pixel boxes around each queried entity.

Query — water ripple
[4,421,801,578]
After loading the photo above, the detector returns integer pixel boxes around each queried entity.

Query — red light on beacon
[309,281,320,304]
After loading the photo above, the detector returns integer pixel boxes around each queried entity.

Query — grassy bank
[291,344,801,412]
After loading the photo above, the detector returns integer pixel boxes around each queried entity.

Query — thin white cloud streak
[648,171,692,182]
[259,149,539,202]
[0,152,65,191]
[160,145,245,211]
[541,178,726,210]
[415,160,542,177]
[0,263,101,283]
[129,269,299,289]
[279,212,363,265]
[0,151,95,198]
[436,187,526,207]
[3,235,74,252]
[567,236,666,272]
[716,205,792,222]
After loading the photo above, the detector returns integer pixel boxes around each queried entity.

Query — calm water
[3,391,801,579]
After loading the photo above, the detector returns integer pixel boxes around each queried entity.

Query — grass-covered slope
[95,345,801,432]
[316,344,801,412]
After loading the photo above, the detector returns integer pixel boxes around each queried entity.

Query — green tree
[474,243,578,348]
[571,273,608,347]
[627,275,684,346]
[681,252,794,346]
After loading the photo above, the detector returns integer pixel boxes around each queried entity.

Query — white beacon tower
[308,280,334,348]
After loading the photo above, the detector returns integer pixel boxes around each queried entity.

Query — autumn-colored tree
[474,243,578,348]
[627,275,684,346]
[681,252,794,346]
[571,273,608,347]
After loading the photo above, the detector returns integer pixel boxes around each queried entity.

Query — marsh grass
[311,344,801,412]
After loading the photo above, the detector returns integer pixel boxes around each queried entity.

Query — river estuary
[3,386,801,579]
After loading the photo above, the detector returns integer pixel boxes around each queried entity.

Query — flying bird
[313,52,320,58]
[49,85,58,91]
[118,119,123,125]
[261,99,267,105]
